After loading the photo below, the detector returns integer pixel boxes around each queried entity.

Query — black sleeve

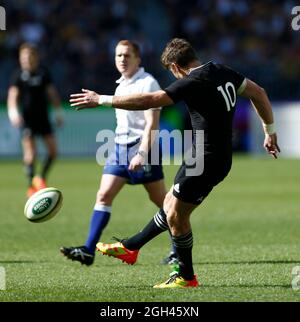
[164,78,197,103]
[221,64,246,93]
[9,70,21,87]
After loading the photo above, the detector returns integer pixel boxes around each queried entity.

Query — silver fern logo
[0,6,5,30]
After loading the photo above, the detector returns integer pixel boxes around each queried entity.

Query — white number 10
[217,82,236,111]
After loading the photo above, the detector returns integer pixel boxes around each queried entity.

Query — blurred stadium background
[0,0,300,158]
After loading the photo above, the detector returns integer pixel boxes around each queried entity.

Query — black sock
[123,209,169,250]
[168,230,177,255]
[41,155,54,179]
[24,163,35,186]
[171,231,194,280]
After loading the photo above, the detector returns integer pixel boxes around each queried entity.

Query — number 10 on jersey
[217,82,236,111]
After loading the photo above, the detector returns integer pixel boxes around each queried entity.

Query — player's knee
[23,152,35,165]
[166,207,189,233]
[167,210,179,225]
[164,191,172,203]
[163,191,172,211]
[96,189,114,205]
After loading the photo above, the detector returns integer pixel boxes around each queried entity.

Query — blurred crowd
[0,0,157,100]
[165,0,300,100]
[0,0,299,102]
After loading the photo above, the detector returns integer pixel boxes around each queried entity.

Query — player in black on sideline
[69,38,280,288]
[7,43,64,198]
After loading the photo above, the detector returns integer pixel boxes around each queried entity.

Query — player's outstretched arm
[69,89,173,111]
[240,79,280,159]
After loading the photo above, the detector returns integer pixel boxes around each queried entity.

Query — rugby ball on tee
[24,187,63,223]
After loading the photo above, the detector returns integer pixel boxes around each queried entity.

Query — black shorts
[172,156,231,205]
[21,120,53,138]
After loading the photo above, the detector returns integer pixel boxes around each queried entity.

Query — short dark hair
[116,40,141,57]
[161,38,198,69]
[19,43,38,55]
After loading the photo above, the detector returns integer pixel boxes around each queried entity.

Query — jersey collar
[116,67,145,84]
[188,61,211,75]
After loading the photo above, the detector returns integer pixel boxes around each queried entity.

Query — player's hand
[69,89,100,110]
[8,108,23,128]
[263,133,280,159]
[128,154,145,171]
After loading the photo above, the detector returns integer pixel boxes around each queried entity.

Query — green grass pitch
[0,155,300,302]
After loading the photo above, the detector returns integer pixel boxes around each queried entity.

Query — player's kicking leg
[96,207,169,264]
[97,189,199,288]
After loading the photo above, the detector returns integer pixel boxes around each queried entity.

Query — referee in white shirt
[61,40,177,266]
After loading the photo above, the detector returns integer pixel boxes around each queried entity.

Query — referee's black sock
[171,231,194,280]
[122,209,169,250]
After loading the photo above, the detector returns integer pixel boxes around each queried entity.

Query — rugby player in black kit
[70,38,280,288]
[7,43,64,198]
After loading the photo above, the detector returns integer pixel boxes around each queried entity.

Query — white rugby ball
[24,187,63,223]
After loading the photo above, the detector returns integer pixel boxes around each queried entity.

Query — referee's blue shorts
[103,140,164,185]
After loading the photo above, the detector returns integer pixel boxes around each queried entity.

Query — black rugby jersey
[10,67,53,124]
[164,62,245,157]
